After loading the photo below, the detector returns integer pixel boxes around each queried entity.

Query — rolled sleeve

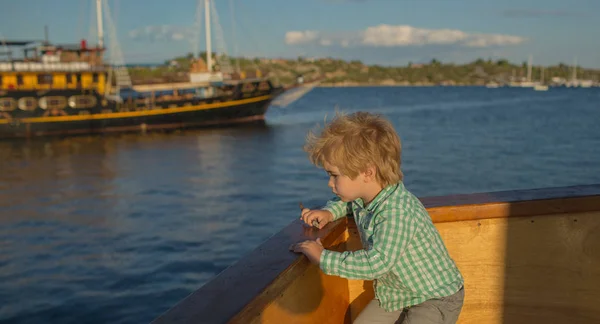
[321,197,350,221]
[318,208,416,280]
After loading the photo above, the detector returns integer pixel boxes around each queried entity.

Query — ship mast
[99,0,132,94]
[96,0,104,48]
[204,0,212,73]
[527,54,532,82]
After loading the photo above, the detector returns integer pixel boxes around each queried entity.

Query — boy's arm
[319,208,416,280]
[321,197,351,221]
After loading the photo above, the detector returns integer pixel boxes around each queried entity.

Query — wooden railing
[151,184,600,324]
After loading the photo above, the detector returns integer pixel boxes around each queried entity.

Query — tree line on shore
[127,52,600,87]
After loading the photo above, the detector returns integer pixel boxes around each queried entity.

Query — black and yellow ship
[0,40,284,139]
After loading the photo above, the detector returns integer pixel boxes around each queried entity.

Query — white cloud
[501,9,586,18]
[128,25,195,42]
[285,24,527,48]
[463,34,525,47]
[171,33,185,41]
[284,31,319,45]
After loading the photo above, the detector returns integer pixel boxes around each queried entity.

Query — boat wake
[271,80,322,108]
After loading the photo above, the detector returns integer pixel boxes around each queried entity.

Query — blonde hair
[304,111,403,186]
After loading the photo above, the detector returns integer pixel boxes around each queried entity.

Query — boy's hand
[290,238,324,265]
[300,208,333,229]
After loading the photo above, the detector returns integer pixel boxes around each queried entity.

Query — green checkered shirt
[320,182,464,311]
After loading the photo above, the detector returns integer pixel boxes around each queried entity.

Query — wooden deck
[151,184,600,324]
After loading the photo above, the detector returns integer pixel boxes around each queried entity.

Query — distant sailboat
[508,55,538,88]
[485,81,500,88]
[565,57,594,88]
[520,55,537,88]
[534,67,549,91]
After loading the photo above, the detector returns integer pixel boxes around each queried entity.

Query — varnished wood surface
[151,184,600,324]
[436,210,600,323]
[346,210,600,324]
[420,184,600,208]
[151,218,347,324]
[238,226,352,324]
[345,221,375,323]
[424,184,600,223]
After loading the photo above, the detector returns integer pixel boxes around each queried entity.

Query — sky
[1,0,599,68]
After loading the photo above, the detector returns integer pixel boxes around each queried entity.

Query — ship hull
[0,92,276,139]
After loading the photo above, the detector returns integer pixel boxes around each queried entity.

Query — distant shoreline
[318,83,473,88]
[130,54,600,89]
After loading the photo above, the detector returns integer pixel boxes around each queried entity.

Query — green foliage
[496,59,509,66]
[129,54,600,87]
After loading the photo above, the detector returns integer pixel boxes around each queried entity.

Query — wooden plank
[345,220,375,323]
[346,210,600,324]
[437,211,600,324]
[151,184,600,324]
[231,221,351,324]
[427,195,600,223]
[421,184,600,208]
[151,218,347,324]
[251,264,350,324]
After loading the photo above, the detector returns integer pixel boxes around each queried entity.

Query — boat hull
[0,94,275,139]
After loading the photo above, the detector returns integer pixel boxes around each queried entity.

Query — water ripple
[1,87,600,323]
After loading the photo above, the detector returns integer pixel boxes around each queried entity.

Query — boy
[291,111,464,324]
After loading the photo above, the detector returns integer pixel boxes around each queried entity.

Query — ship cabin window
[39,96,67,110]
[17,74,24,86]
[66,74,73,83]
[68,95,97,109]
[38,74,53,85]
[76,74,81,83]
[0,98,16,112]
[258,81,270,91]
[48,98,65,108]
[92,73,99,83]
[242,82,256,93]
[0,75,3,86]
[18,97,38,111]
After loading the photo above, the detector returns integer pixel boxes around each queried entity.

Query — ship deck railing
[151,184,600,324]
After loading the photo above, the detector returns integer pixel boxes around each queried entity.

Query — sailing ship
[0,0,285,139]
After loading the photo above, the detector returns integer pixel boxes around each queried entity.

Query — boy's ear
[363,165,376,182]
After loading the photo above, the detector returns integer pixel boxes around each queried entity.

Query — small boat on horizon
[534,67,549,91]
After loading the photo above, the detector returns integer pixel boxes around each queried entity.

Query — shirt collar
[356,182,402,212]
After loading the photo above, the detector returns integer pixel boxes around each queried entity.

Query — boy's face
[323,163,365,202]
